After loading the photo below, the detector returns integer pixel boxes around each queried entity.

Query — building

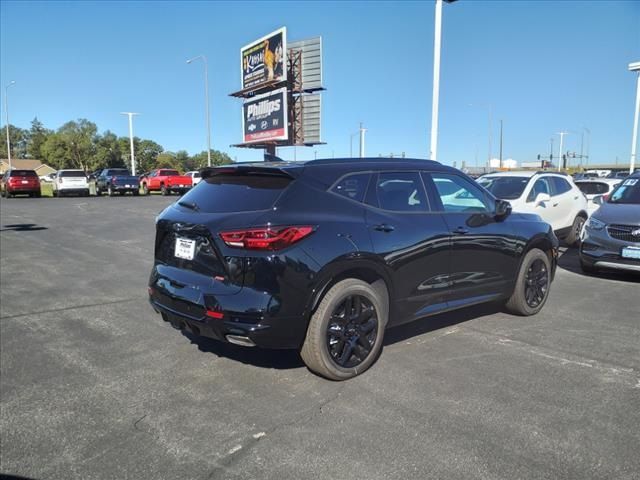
[0,159,56,177]
[489,158,518,169]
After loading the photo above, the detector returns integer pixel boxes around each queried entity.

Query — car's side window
[331,173,371,203]
[427,173,491,213]
[527,178,551,202]
[551,177,571,195]
[373,172,428,212]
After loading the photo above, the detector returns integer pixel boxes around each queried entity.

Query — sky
[1,0,639,167]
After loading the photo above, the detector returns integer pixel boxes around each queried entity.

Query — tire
[108,185,114,197]
[142,183,149,195]
[95,187,101,197]
[161,185,168,196]
[84,189,90,197]
[565,215,586,248]
[35,192,41,198]
[300,279,388,381]
[505,248,551,316]
[4,189,11,198]
[133,189,139,196]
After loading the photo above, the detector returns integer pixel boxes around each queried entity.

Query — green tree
[0,124,29,159]
[27,117,52,159]
[156,151,179,169]
[190,149,233,169]
[59,119,98,171]
[136,139,163,173]
[94,130,124,171]
[40,133,71,170]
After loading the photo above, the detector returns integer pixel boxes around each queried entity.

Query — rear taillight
[220,226,314,251]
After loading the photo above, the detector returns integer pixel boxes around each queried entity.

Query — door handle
[452,226,469,234]
[373,224,395,233]
[553,203,559,207]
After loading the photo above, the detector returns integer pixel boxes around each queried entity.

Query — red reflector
[206,310,224,319]
[219,226,314,251]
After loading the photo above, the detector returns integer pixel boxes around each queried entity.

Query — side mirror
[592,195,604,206]
[495,199,512,220]
[536,192,551,206]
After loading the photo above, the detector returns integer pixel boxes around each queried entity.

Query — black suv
[148,159,558,380]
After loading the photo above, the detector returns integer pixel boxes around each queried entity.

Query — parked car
[95,168,140,196]
[477,171,589,246]
[572,172,599,181]
[140,169,193,196]
[580,173,640,274]
[184,171,202,186]
[52,169,90,197]
[606,171,629,179]
[575,178,622,214]
[1,169,41,198]
[148,158,559,380]
[39,172,57,183]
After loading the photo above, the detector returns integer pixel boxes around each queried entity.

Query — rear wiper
[178,200,199,211]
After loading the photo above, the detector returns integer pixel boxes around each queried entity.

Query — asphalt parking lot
[1,195,639,480]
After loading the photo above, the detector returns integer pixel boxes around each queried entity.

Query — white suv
[477,171,589,246]
[52,169,90,197]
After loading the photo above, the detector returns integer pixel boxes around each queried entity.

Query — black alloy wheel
[524,258,548,309]
[326,294,379,368]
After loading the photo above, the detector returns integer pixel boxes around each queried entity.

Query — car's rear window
[161,170,179,176]
[575,182,612,195]
[106,169,130,176]
[10,170,38,177]
[60,170,87,178]
[178,173,292,213]
[477,176,529,200]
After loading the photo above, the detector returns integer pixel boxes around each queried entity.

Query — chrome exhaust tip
[226,335,256,347]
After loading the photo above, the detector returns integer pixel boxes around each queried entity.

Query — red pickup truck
[141,169,193,196]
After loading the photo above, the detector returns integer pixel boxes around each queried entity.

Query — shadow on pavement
[181,330,305,370]
[0,474,40,480]
[384,302,503,346]
[0,224,48,232]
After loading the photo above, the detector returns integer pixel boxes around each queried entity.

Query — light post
[120,112,139,176]
[556,131,569,171]
[628,61,640,174]
[187,55,212,167]
[359,122,366,158]
[429,0,457,161]
[4,80,16,170]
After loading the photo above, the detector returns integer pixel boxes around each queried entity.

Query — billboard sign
[242,87,288,143]
[241,27,287,91]
[288,37,323,91]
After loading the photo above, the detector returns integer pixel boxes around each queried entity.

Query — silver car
[579,173,640,274]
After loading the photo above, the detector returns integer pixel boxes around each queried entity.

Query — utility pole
[120,112,139,176]
[359,122,366,158]
[556,131,569,171]
[187,55,212,167]
[629,62,640,173]
[4,81,16,170]
[499,119,503,169]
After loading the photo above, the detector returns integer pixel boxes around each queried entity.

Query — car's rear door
[423,171,519,306]
[364,171,451,325]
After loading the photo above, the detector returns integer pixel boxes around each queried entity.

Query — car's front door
[424,172,519,306]
[365,171,451,326]
[524,176,565,231]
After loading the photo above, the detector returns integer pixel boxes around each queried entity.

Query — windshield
[477,176,529,200]
[608,178,640,204]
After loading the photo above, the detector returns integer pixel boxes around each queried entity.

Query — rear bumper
[148,265,308,349]
[7,185,40,193]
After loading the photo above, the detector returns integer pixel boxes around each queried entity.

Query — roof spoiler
[199,164,298,180]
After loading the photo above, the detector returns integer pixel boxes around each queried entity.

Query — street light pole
[556,131,569,171]
[187,55,212,167]
[4,81,16,170]
[120,112,139,176]
[429,0,457,161]
[359,122,366,158]
[629,62,640,174]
